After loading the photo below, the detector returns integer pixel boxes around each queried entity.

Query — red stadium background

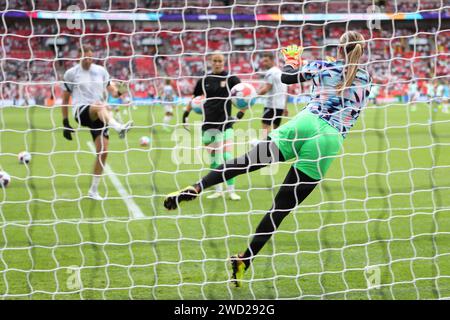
[1,0,448,106]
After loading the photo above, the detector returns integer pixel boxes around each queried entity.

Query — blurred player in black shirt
[183,52,244,200]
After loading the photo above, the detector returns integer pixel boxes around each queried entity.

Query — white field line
[1,206,449,226]
[87,141,144,219]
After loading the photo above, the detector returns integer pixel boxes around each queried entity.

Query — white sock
[108,118,122,133]
[227,184,235,192]
[163,115,172,125]
[89,175,101,193]
[114,111,123,123]
[215,184,223,193]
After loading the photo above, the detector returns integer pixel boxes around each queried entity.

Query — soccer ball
[18,151,32,164]
[230,83,257,109]
[139,136,151,147]
[191,95,205,114]
[0,171,11,188]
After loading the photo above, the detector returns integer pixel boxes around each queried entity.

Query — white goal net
[0,0,449,299]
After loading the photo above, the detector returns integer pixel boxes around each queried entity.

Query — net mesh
[0,0,449,299]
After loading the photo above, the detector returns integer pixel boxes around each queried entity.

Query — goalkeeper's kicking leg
[88,132,109,200]
[230,166,318,287]
[70,103,133,200]
[163,140,283,209]
[89,103,132,138]
[163,140,320,287]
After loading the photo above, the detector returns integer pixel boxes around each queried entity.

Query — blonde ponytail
[337,32,365,91]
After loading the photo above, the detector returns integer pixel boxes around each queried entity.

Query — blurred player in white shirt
[256,52,288,141]
[427,81,436,99]
[427,80,439,112]
[161,79,175,131]
[368,83,380,106]
[61,44,132,200]
[408,80,419,112]
[437,80,449,113]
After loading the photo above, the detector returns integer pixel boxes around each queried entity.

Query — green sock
[210,151,222,170]
[223,151,235,187]
[210,151,225,192]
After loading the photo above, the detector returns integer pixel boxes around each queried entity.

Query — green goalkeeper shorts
[202,128,234,145]
[269,110,343,180]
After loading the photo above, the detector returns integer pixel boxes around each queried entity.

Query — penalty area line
[87,141,145,219]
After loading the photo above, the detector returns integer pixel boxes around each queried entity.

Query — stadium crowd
[0,0,448,104]
[2,0,448,14]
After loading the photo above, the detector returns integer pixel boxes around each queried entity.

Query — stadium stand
[0,0,448,104]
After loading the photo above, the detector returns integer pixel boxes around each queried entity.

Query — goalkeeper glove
[117,82,127,97]
[236,111,245,120]
[62,118,75,141]
[281,45,303,69]
[227,111,244,127]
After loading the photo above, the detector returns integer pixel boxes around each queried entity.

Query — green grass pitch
[0,102,449,299]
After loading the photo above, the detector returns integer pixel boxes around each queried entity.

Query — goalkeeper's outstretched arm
[281,62,329,85]
[280,44,307,84]
[280,44,326,85]
[280,65,303,84]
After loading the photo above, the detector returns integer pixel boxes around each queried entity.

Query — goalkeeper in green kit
[164,31,371,287]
